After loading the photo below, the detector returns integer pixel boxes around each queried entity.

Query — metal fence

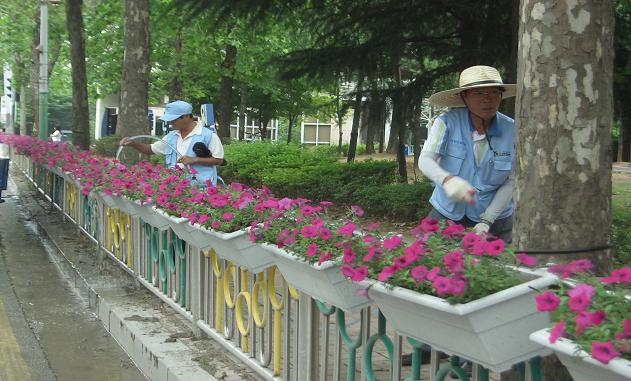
[11,152,545,381]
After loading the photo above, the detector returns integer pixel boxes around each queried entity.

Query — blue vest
[164,128,218,186]
[429,108,514,222]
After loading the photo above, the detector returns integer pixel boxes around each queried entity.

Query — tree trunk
[287,113,296,144]
[20,83,27,136]
[385,96,398,153]
[118,0,150,163]
[411,102,423,180]
[516,2,614,378]
[218,43,237,141]
[346,76,364,162]
[66,0,90,150]
[238,83,246,141]
[29,10,40,137]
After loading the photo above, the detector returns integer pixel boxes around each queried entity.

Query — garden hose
[116,135,225,186]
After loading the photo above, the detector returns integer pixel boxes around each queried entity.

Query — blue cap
[159,100,193,122]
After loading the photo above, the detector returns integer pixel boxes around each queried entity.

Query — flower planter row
[89,188,557,373]
[11,148,629,380]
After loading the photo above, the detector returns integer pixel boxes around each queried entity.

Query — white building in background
[1,65,14,129]
[94,94,166,140]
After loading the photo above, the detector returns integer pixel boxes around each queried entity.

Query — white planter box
[153,208,197,244]
[190,226,274,273]
[96,191,118,210]
[530,329,631,381]
[111,195,138,216]
[364,268,556,372]
[262,243,372,311]
[128,201,170,229]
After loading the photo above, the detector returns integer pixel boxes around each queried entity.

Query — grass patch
[613,176,631,267]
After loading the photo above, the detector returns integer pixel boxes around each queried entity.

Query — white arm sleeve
[480,173,514,224]
[418,151,450,185]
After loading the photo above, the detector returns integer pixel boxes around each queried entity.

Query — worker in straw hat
[419,65,516,242]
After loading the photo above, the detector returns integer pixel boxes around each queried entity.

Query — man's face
[462,87,503,120]
[170,114,190,130]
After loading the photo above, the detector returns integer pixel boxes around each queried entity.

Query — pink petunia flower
[351,266,368,282]
[410,265,429,283]
[575,310,606,336]
[300,225,318,239]
[211,221,221,230]
[419,217,440,233]
[486,239,505,256]
[222,212,234,221]
[443,250,464,273]
[591,341,621,364]
[342,248,356,263]
[383,236,403,250]
[432,276,452,296]
[549,320,565,343]
[516,253,538,267]
[535,291,561,312]
[378,265,399,282]
[351,205,365,217]
[319,228,332,241]
[601,267,631,285]
[441,223,465,238]
[337,223,357,237]
[449,277,467,296]
[306,244,319,257]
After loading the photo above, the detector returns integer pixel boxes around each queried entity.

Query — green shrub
[91,135,121,158]
[261,160,397,202]
[613,207,631,267]
[352,181,435,221]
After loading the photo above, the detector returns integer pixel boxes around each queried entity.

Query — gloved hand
[473,222,490,234]
[443,176,475,203]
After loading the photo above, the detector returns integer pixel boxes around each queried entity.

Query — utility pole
[38,0,49,141]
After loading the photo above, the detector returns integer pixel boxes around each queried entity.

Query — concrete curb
[21,177,217,381]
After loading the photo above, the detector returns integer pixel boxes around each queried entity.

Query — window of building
[301,119,332,145]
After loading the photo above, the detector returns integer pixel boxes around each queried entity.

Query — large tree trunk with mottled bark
[515,0,614,377]
[66,0,90,149]
[118,0,150,161]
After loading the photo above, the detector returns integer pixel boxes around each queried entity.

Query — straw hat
[428,66,516,108]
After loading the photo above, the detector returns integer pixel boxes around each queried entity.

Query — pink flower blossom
[449,277,467,296]
[222,212,234,221]
[198,214,209,225]
[591,341,621,364]
[441,223,465,238]
[410,265,429,283]
[342,248,356,263]
[486,239,505,256]
[419,217,440,233]
[351,266,368,282]
[426,267,441,281]
[394,255,414,269]
[601,267,631,285]
[470,240,488,257]
[575,310,606,336]
[461,232,480,253]
[337,223,357,237]
[383,236,403,250]
[568,293,592,313]
[211,221,221,230]
[319,228,332,241]
[568,283,596,299]
[300,225,318,238]
[350,205,364,217]
[318,250,332,265]
[535,291,561,312]
[378,265,399,282]
[432,276,452,296]
[341,264,354,278]
[306,244,319,257]
[516,253,537,267]
[443,250,464,273]
[549,320,565,343]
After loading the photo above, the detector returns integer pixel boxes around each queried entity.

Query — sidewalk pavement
[4,165,263,381]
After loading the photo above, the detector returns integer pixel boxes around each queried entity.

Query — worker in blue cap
[120,100,225,186]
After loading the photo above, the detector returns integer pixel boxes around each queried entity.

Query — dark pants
[428,208,513,243]
[0,158,9,190]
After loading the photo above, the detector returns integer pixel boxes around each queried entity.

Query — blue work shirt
[428,107,514,222]
[164,127,218,187]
